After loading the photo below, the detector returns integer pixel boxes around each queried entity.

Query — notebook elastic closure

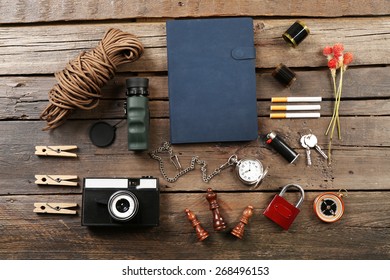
[231,47,256,60]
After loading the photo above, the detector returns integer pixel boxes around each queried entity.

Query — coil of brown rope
[40,28,144,130]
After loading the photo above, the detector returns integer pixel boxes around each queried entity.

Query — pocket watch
[231,156,268,187]
[149,142,268,187]
[313,190,347,223]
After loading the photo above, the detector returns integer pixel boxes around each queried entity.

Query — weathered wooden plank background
[0,0,389,259]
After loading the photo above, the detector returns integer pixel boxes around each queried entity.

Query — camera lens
[108,190,139,222]
[116,198,130,213]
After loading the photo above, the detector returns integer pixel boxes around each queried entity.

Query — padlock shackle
[279,184,305,208]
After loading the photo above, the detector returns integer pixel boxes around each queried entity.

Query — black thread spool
[272,63,296,87]
[266,132,299,164]
[282,21,310,48]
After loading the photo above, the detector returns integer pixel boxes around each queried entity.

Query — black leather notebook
[166,18,258,144]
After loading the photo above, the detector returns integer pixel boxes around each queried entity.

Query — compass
[313,191,347,223]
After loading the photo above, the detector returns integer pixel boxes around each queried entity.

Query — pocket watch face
[313,193,344,223]
[236,158,264,185]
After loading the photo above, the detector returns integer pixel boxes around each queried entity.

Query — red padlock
[263,184,305,230]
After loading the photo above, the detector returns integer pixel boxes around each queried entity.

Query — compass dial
[313,192,344,223]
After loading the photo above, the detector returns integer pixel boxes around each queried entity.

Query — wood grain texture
[5,98,390,121]
[1,67,390,102]
[0,18,389,75]
[1,119,389,195]
[0,0,389,260]
[0,0,389,24]
[1,67,390,120]
[0,192,389,259]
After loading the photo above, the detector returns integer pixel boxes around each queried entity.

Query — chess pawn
[206,188,227,231]
[184,208,209,241]
[231,205,254,239]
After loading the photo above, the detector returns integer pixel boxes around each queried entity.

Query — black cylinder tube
[266,132,299,164]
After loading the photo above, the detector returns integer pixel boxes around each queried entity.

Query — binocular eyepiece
[125,77,150,151]
[126,78,149,95]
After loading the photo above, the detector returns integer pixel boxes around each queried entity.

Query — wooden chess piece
[184,208,209,241]
[231,205,254,239]
[206,188,227,231]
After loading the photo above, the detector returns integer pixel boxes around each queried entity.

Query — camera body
[125,77,150,151]
[82,177,159,227]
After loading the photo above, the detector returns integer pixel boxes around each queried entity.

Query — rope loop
[40,28,144,130]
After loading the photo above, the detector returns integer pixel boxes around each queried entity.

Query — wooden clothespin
[35,175,78,186]
[33,203,78,215]
[35,145,78,158]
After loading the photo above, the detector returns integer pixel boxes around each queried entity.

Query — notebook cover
[166,18,258,144]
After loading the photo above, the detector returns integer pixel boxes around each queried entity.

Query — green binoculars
[125,78,150,151]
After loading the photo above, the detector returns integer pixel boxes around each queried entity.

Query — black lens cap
[89,121,116,147]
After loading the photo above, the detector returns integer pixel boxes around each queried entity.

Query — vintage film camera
[82,177,159,227]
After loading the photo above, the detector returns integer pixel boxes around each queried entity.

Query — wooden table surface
[0,0,389,260]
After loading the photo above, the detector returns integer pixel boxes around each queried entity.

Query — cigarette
[271,97,322,103]
[270,112,321,119]
[270,105,321,111]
